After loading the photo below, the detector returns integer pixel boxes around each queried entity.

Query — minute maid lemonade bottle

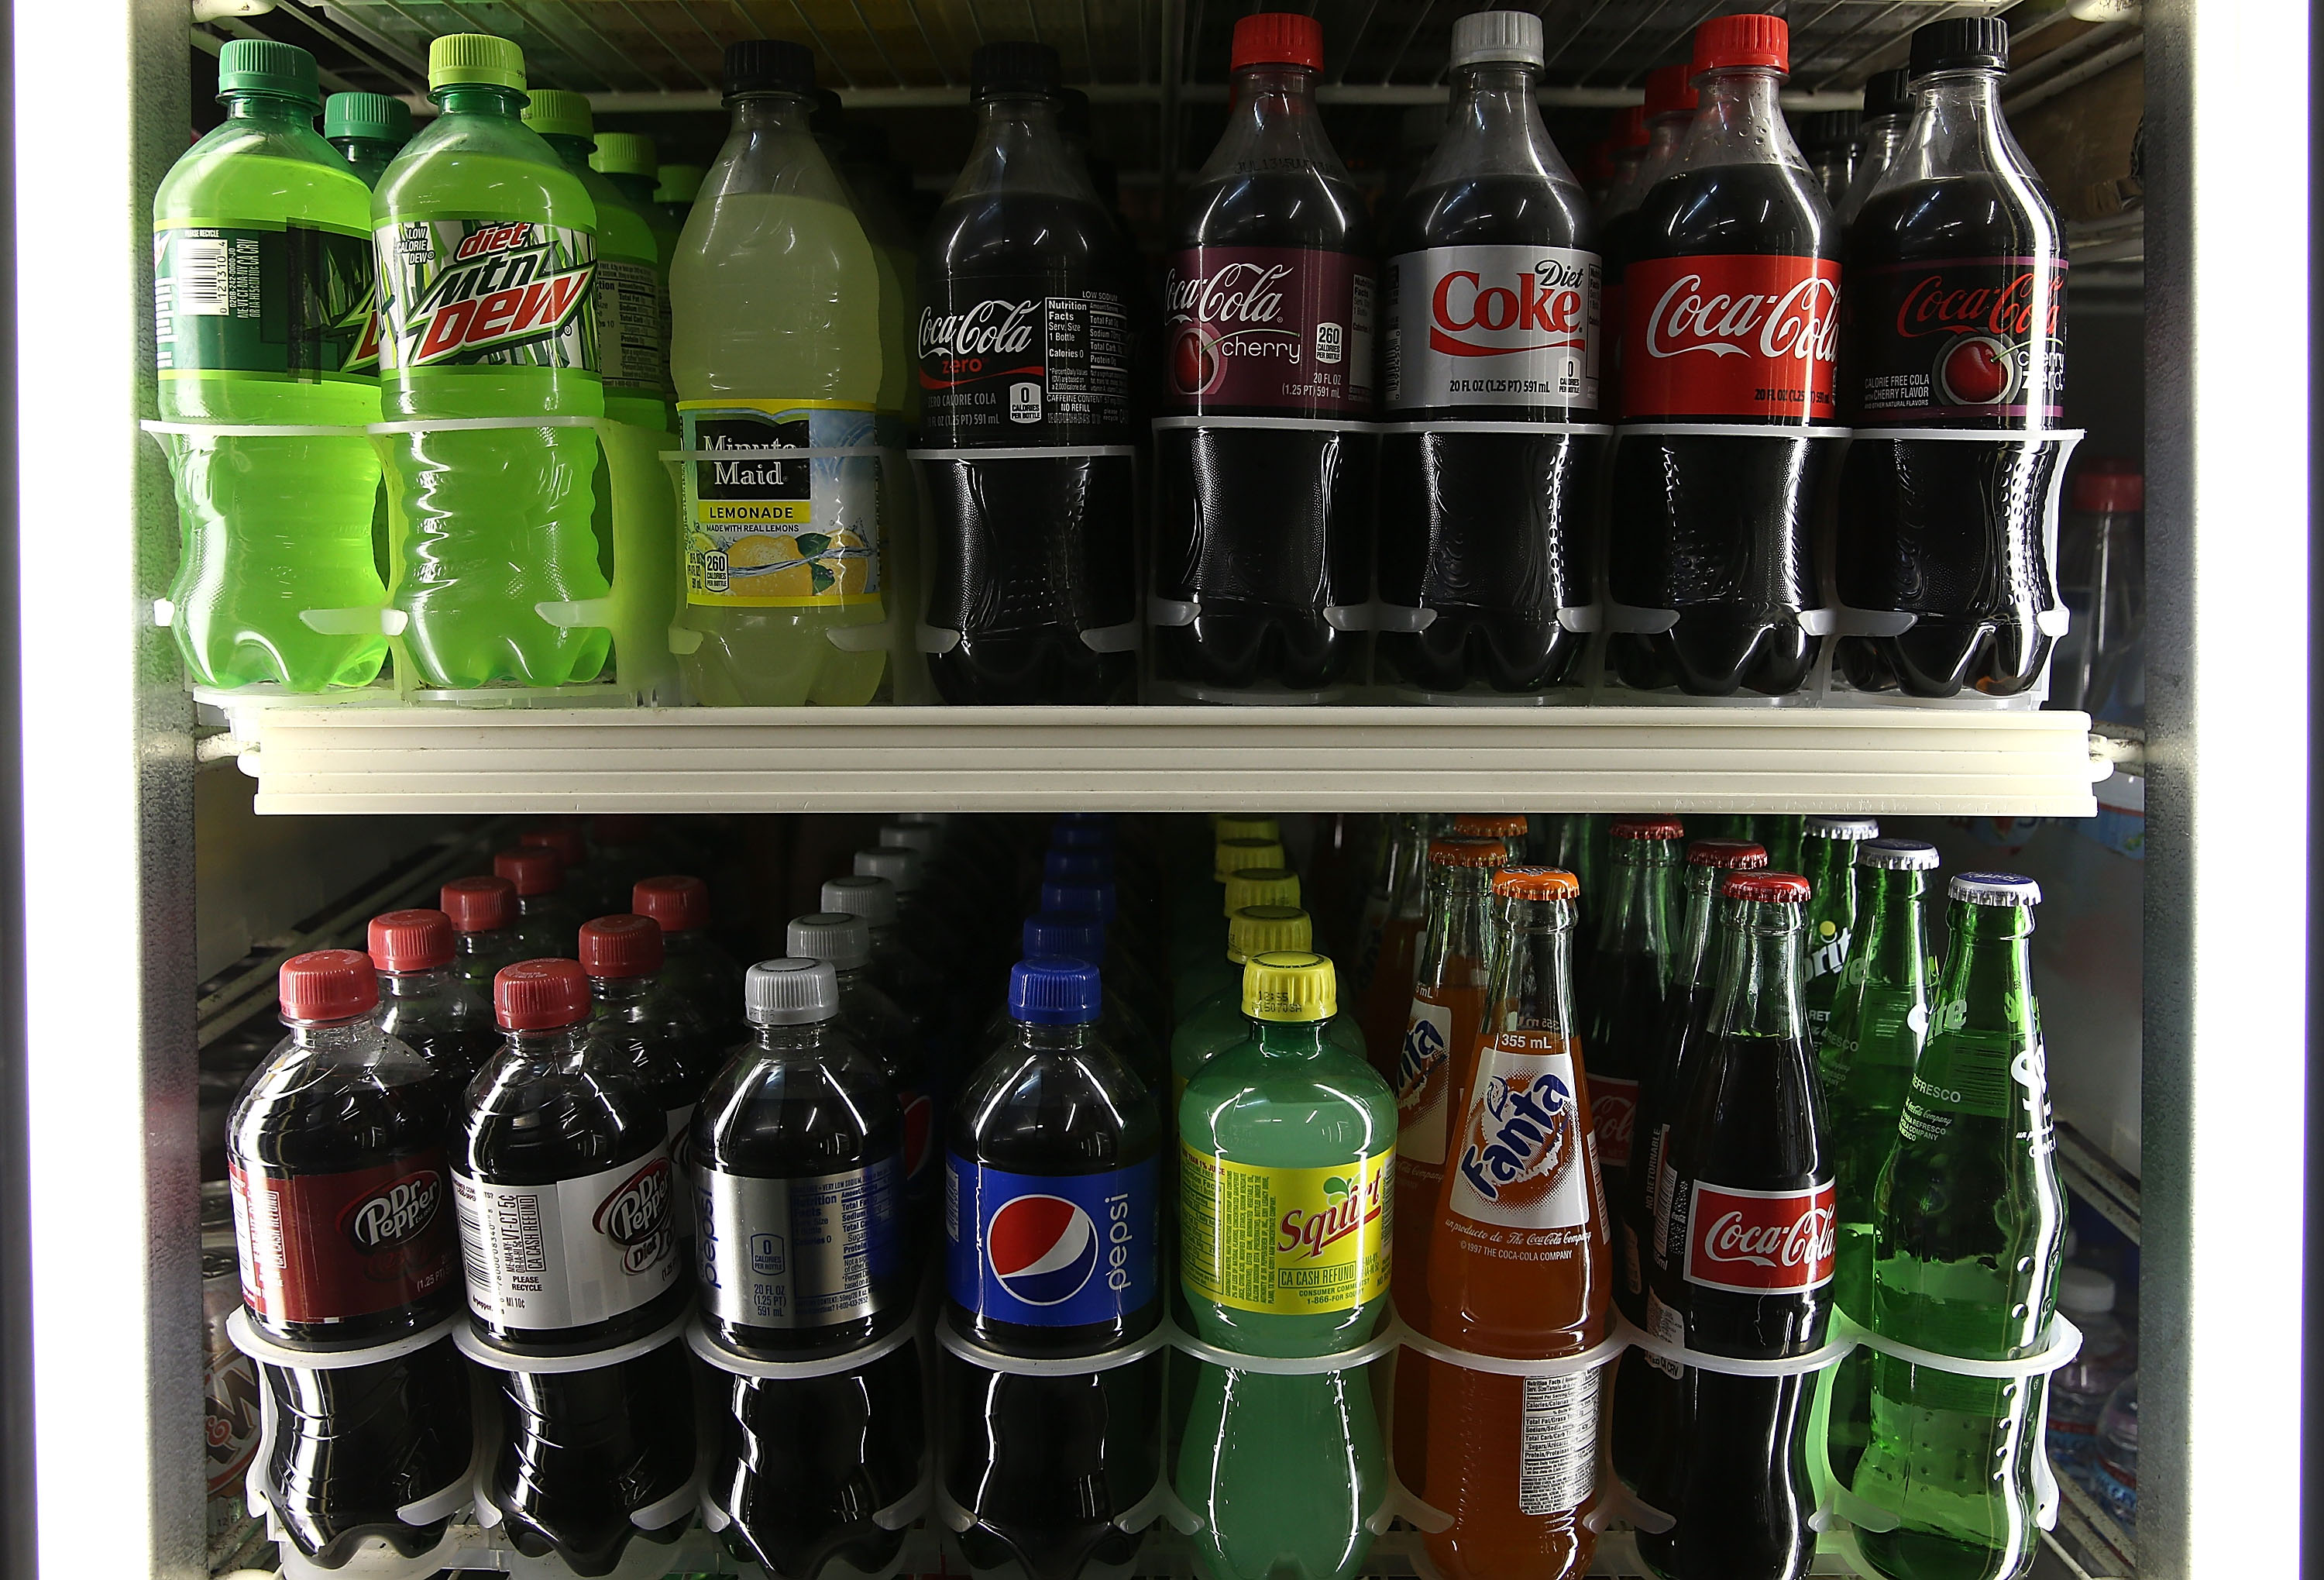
[1178,952,1397,1580]
[669,40,888,706]
[373,34,612,690]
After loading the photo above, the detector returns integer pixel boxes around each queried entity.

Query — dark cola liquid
[1838,175,2066,698]
[490,1342,697,1571]
[1610,162,1838,697]
[715,1352,923,1579]
[258,1337,473,1565]
[1579,941,1667,1231]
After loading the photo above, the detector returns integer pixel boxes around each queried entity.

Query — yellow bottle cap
[1243,951,1336,1021]
[429,33,526,94]
[1215,814,1282,844]
[1222,865,1300,918]
[1452,813,1529,840]
[1213,837,1287,883]
[1228,905,1312,965]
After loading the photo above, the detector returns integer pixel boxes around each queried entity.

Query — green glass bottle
[1853,873,2066,1580]
[1815,837,1938,1485]
[1799,815,1879,1042]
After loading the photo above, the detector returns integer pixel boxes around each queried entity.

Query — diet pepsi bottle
[943,959,1163,1580]
[1377,9,1600,698]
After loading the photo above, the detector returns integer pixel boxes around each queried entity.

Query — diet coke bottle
[1607,15,1841,698]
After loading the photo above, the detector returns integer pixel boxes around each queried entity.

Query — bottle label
[154,222,375,384]
[1645,1288,1685,1379]
[696,1156,902,1330]
[1588,1074,1638,1171]
[1681,1179,1838,1295]
[918,281,1133,444]
[1848,256,2066,425]
[452,1148,682,1332]
[1618,253,1840,422]
[1382,244,1601,411]
[373,219,597,373]
[1395,990,1457,1168]
[676,401,885,608]
[1519,1368,1602,1514]
[1447,1031,1598,1236]
[1180,1145,1391,1315]
[596,255,669,403]
[945,1154,1158,1327]
[229,1154,457,1325]
[1162,246,1375,415]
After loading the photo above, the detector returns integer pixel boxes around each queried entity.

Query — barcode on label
[174,237,229,316]
[1518,1369,1600,1515]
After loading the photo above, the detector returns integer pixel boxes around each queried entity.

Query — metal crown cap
[1222,866,1301,917]
[428,33,526,95]
[1686,838,1768,870]
[1611,816,1686,840]
[1806,815,1881,840]
[1724,871,1812,904]
[1228,905,1312,964]
[279,948,379,1022]
[369,910,455,973]
[1950,872,2041,907]
[1449,10,1545,71]
[1452,813,1529,839]
[1428,837,1508,869]
[1493,866,1578,900]
[854,847,923,893]
[218,38,322,106]
[746,959,839,1025]
[1009,957,1105,1024]
[787,911,871,971]
[1023,911,1105,963]
[1858,838,1940,872]
[1243,952,1336,1022]
[821,875,899,929]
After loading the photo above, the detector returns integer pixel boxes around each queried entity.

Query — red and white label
[230,1155,456,1326]
[1589,1075,1638,1171]
[452,1147,681,1333]
[1620,253,1840,422]
[1395,992,1458,1168]
[1384,244,1600,411]
[1683,1179,1837,1294]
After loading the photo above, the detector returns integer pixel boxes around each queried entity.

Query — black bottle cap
[972,40,1062,98]
[812,87,844,133]
[1793,108,1861,150]
[1056,84,1092,137]
[1864,67,1913,119]
[1909,18,2009,77]
[724,38,816,99]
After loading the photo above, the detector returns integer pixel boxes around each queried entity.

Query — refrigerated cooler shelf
[215,704,2108,817]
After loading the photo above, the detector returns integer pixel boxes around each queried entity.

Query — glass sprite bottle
[1799,815,1879,1042]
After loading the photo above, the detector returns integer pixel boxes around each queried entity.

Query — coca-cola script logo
[340,1169,443,1252]
[917,300,1038,361]
[1893,269,2060,343]
[1428,258,1589,358]
[1165,261,1291,327]
[1645,269,1839,366]
[595,1158,676,1275]
[1683,1179,1837,1295]
[1591,1076,1638,1171]
[1455,1067,1576,1207]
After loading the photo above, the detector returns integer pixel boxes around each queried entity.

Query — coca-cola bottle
[1579,816,1681,1228]
[1607,15,1841,698]
[1375,10,1598,699]
[917,42,1140,703]
[1635,871,1834,1580]
[1835,19,2068,698]
[1837,71,1913,232]
[1793,110,1860,211]
[1599,64,1698,416]
[1154,11,1376,701]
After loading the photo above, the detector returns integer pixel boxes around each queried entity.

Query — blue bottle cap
[1009,957,1104,1025]
[1040,879,1116,924]
[1023,911,1106,964]
[1043,848,1115,883]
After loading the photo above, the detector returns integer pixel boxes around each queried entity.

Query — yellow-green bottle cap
[593,131,659,177]
[1213,837,1286,883]
[521,88,593,140]
[1222,865,1300,918]
[1243,951,1336,1021]
[430,33,526,95]
[1215,814,1282,843]
[1228,906,1312,965]
[655,163,706,204]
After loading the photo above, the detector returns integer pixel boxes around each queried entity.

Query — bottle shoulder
[1384,174,1592,256]
[1182,1039,1397,1148]
[158,121,374,232]
[1174,167,1375,255]
[924,191,1126,284]
[1631,162,1837,260]
[1846,174,2063,267]
[376,118,599,230]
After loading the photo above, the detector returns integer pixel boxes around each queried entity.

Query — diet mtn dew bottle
[373,34,612,690]
[521,91,672,434]
[323,91,411,188]
[153,39,386,692]
[670,40,889,707]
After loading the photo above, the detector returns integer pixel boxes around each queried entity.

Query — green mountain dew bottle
[1175,866,1301,1023]
[1854,873,2065,1580]
[1815,837,1937,1485]
[1171,907,1367,1114]
[373,34,611,690]
[1800,816,1879,1041]
[655,163,706,229]
[1178,952,1394,1580]
[591,133,682,271]
[154,39,384,691]
[323,91,411,188]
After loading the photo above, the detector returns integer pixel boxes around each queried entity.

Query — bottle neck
[1491,899,1576,1034]
[1251,1017,1331,1058]
[516,890,561,914]
[1674,866,1724,991]
[1609,114,1690,218]
[1938,900,2037,1007]
[285,1014,385,1059]
[751,1019,836,1057]
[541,132,595,172]
[378,966,453,1000]
[1596,842,1673,962]
[1705,898,1807,1042]
[434,84,525,121]
[1422,866,1500,977]
[1884,66,2040,194]
[1856,868,1928,987]
[1205,63,1352,183]
[1805,837,1861,923]
[504,1023,590,1065]
[1420,61,1568,188]
[605,170,658,205]
[731,94,813,138]
[953,92,1098,204]
[1015,1020,1098,1054]
[226,94,316,126]
[1677,66,1806,175]
[456,926,511,956]
[589,973,655,1009]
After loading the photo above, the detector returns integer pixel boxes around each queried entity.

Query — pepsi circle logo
[986,1195,1099,1306]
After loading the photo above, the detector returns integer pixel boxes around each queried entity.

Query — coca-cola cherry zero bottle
[1607,15,1841,697]
[1377,9,1598,698]
[1156,12,1375,701]
[916,42,1140,703]
[1835,19,2068,698]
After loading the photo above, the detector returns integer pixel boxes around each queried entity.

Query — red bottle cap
[1686,838,1769,871]
[1428,836,1509,869]
[593,813,653,842]
[369,909,455,973]
[1616,104,1650,148]
[1494,866,1580,900]
[521,826,588,867]
[2071,462,2144,514]
[440,874,517,933]
[1724,870,1812,904]
[1645,62,1699,117]
[494,958,592,1031]
[494,846,564,897]
[1693,13,1789,76]
[1451,814,1529,839]
[580,914,665,979]
[632,874,710,933]
[1611,816,1686,841]
[1232,12,1324,72]
[278,948,379,1021]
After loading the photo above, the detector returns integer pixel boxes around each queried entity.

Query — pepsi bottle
[942,959,1164,1580]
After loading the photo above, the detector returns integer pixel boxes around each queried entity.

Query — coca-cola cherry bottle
[1835,19,2068,698]
[1156,11,1375,701]
[1607,15,1841,698]
[917,42,1140,703]
[1377,9,1599,698]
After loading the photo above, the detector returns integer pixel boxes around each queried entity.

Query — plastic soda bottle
[1418,867,1611,1580]
[1852,874,2066,1580]
[324,90,411,188]
[1800,816,1879,1041]
[632,873,747,1042]
[1814,837,1937,1482]
[1176,866,1301,1021]
[373,34,611,690]
[369,907,499,1088]
[1177,952,1395,1580]
[655,163,705,227]
[154,40,387,691]
[578,914,718,1163]
[1171,906,1368,1110]
[493,846,583,959]
[669,40,889,706]
[591,132,682,270]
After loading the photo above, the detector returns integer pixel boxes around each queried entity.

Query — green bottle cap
[216,38,321,107]
[429,33,526,95]
[654,163,706,204]
[592,132,659,177]
[520,88,593,139]
[323,91,411,144]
